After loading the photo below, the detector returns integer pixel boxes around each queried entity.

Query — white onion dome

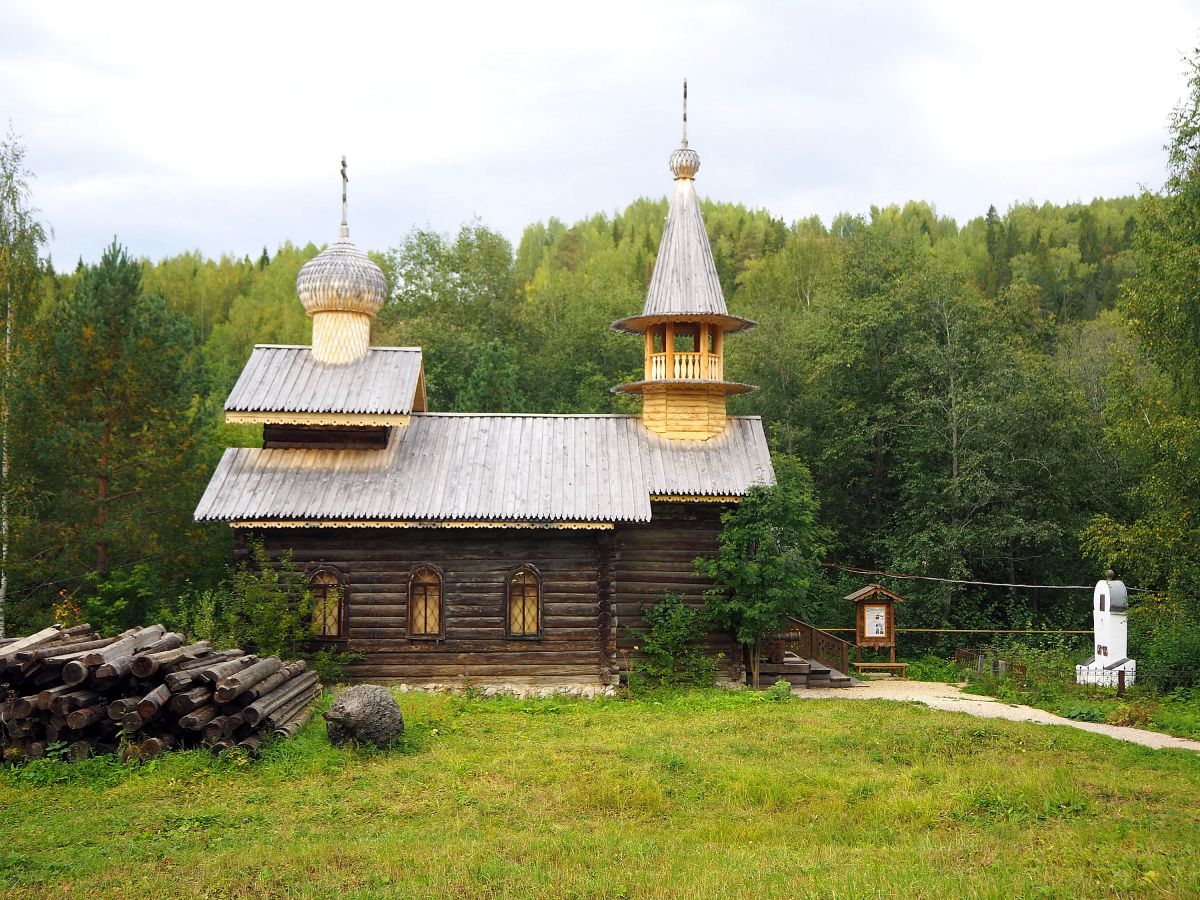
[296,223,388,318]
[669,145,700,180]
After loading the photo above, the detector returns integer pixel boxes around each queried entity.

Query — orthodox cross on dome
[340,155,348,227]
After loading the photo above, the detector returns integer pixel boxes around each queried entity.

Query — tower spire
[609,83,756,440]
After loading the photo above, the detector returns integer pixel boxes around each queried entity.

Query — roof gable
[844,584,905,603]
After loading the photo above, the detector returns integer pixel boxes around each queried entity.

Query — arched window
[507,566,542,638]
[309,568,345,639]
[409,566,443,639]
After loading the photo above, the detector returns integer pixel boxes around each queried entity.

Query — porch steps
[751,653,854,689]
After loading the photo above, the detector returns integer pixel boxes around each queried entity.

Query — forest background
[3,63,1200,676]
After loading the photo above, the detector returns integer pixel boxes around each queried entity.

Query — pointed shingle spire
[613,82,753,334]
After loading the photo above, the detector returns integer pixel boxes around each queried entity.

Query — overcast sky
[4,1,1199,266]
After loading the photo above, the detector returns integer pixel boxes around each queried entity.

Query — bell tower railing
[648,351,723,381]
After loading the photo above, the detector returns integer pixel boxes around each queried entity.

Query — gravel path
[795,678,1200,753]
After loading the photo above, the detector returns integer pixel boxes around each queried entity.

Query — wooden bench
[853,662,908,678]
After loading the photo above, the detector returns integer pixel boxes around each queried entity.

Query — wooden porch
[753,618,856,689]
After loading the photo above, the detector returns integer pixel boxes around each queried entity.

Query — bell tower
[612,82,755,439]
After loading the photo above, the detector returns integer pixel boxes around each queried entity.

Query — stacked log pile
[0,624,320,762]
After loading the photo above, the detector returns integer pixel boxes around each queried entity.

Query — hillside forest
[3,64,1200,675]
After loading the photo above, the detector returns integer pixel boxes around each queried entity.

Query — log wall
[245,505,738,685]
[610,502,741,679]
[251,528,608,683]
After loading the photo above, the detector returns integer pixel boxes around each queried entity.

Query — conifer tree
[18,241,208,626]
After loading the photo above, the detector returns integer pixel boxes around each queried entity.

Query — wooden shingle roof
[225,345,423,416]
[194,413,774,525]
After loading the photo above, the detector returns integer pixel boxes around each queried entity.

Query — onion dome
[296,230,387,318]
[298,157,388,364]
[669,145,701,180]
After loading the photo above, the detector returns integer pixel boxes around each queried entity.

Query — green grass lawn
[2,689,1199,899]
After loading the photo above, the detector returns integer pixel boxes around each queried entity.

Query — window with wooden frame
[309,567,345,640]
[507,565,542,638]
[408,565,444,639]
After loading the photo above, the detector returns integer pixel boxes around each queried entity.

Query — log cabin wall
[248,527,608,684]
[610,502,741,680]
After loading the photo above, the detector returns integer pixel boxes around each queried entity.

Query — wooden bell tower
[612,81,755,440]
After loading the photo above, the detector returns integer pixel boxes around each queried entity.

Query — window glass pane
[411,569,441,635]
[508,570,539,635]
[310,571,341,638]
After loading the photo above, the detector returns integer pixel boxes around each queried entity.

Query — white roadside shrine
[1076,573,1136,687]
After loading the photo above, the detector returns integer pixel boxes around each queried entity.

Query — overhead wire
[822,561,1150,593]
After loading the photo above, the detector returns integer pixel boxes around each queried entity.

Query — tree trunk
[96,418,110,578]
[751,636,761,689]
[1,264,10,639]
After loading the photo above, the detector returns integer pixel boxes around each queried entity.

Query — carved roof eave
[610,379,756,395]
[226,412,411,427]
[229,519,616,530]
[610,312,756,335]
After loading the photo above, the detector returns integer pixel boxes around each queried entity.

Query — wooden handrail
[776,617,851,676]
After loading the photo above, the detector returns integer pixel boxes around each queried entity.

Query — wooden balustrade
[648,352,723,382]
[777,618,851,676]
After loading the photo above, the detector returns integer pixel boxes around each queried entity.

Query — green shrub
[1140,616,1200,687]
[635,594,719,688]
[765,679,793,701]
[1062,703,1106,723]
[162,541,354,676]
[310,647,365,684]
[161,541,309,657]
[905,656,963,683]
[1106,698,1157,728]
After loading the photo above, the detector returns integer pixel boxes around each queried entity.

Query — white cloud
[3,0,1197,263]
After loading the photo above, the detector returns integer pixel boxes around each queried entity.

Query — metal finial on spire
[668,80,700,179]
[340,156,348,227]
[681,79,688,148]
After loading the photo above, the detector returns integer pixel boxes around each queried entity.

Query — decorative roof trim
[229,520,615,530]
[225,412,410,427]
[649,494,742,503]
[248,344,423,352]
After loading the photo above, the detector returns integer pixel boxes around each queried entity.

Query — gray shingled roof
[643,175,728,319]
[611,160,755,334]
[225,345,422,415]
[194,413,774,524]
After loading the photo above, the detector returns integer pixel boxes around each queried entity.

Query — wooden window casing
[408,565,444,640]
[309,567,346,640]
[506,565,542,639]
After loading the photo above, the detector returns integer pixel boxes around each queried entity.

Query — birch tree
[0,130,46,638]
